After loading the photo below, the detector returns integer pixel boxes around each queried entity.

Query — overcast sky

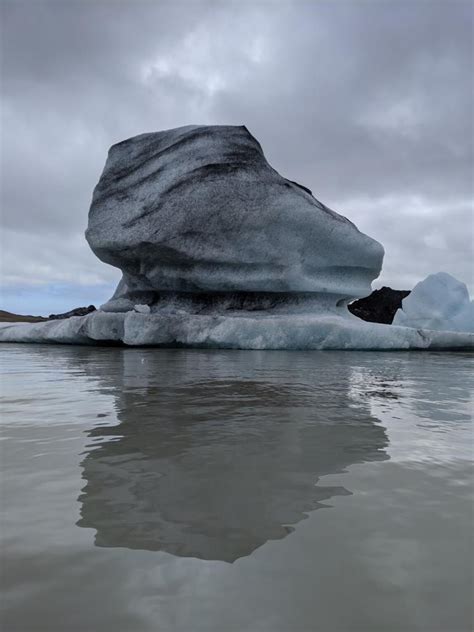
[1,0,473,314]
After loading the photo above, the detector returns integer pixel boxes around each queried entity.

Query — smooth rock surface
[86,125,384,308]
[393,272,474,333]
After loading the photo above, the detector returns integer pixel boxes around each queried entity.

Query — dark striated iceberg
[0,125,472,349]
[86,124,384,310]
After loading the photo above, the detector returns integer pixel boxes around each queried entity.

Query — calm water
[0,345,472,632]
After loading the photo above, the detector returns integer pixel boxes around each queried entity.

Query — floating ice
[0,308,472,349]
[1,126,472,350]
[393,272,474,333]
[86,125,384,306]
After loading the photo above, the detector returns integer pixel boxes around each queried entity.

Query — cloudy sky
[1,0,472,314]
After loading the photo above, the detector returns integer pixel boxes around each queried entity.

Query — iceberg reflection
[76,349,389,561]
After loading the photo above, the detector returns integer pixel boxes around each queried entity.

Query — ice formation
[86,125,383,304]
[0,125,472,349]
[0,309,472,349]
[393,272,474,333]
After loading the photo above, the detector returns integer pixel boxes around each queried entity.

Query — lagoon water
[0,344,472,632]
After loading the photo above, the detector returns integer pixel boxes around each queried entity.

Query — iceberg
[393,272,474,333]
[86,125,383,304]
[1,125,472,350]
[1,298,472,349]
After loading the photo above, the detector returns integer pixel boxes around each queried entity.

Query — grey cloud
[347,196,473,290]
[211,2,473,201]
[1,0,472,305]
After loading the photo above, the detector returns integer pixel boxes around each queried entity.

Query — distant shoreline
[0,310,46,323]
[0,305,96,323]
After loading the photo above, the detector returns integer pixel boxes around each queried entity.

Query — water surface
[1,345,472,631]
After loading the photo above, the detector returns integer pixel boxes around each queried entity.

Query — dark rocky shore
[48,305,96,320]
[0,306,96,323]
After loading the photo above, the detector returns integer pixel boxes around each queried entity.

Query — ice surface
[393,272,474,333]
[2,127,472,351]
[86,125,384,309]
[1,307,472,349]
[133,304,151,314]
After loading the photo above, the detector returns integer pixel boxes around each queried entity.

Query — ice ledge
[0,310,472,350]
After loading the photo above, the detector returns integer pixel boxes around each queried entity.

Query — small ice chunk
[100,298,135,313]
[133,304,151,314]
[393,272,474,333]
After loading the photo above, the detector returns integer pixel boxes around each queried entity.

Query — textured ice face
[86,125,384,304]
[1,310,472,350]
[393,272,474,333]
[3,127,472,350]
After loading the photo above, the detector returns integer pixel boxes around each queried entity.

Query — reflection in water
[2,345,472,632]
[73,350,389,562]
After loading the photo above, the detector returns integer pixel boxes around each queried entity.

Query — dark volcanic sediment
[349,287,410,324]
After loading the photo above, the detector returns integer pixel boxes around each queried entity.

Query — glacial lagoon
[1,345,472,631]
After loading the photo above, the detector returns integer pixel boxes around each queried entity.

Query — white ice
[393,272,474,333]
[0,308,472,350]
